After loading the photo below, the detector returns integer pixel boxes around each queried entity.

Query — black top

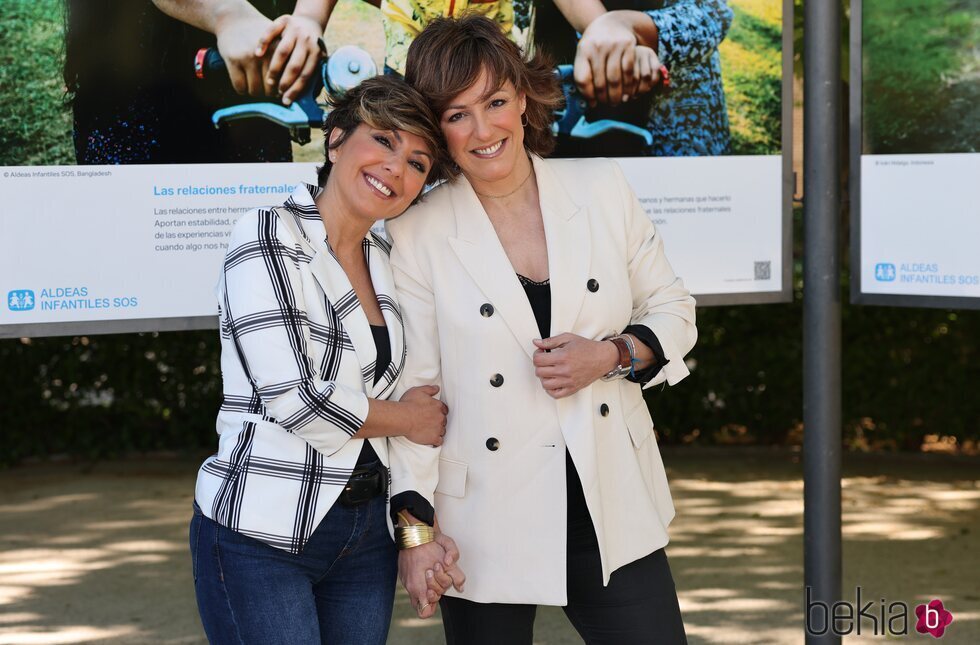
[516,276,594,547]
[370,324,392,386]
[355,324,392,467]
[517,274,552,339]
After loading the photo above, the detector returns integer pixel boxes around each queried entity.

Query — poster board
[850,0,980,309]
[1,0,793,338]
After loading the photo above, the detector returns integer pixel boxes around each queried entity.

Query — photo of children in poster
[861,0,978,155]
[63,0,322,164]
[1,0,783,168]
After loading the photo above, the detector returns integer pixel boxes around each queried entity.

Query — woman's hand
[398,541,448,618]
[399,385,448,446]
[398,531,464,618]
[424,533,466,597]
[532,333,619,399]
[254,14,325,105]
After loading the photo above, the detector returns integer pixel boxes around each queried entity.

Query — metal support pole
[803,0,842,642]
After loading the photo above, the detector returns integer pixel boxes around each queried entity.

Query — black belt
[338,461,387,506]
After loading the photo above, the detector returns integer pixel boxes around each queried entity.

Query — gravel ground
[0,449,977,644]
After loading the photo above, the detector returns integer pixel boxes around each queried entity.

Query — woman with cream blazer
[386,155,696,605]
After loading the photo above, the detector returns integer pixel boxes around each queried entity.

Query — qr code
[754,261,771,280]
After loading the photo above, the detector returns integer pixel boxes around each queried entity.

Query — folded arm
[222,212,369,456]
[223,212,445,456]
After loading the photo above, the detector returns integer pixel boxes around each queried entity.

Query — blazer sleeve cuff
[390,491,435,526]
[623,323,668,385]
[640,319,693,389]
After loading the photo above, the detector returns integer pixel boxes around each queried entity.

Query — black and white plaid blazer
[195,184,405,553]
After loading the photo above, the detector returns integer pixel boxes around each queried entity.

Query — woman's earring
[521,112,529,127]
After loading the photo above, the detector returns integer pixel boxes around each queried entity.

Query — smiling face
[327,123,433,222]
[440,67,528,191]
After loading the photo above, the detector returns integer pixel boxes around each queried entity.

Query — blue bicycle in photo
[194,44,377,145]
[195,49,652,150]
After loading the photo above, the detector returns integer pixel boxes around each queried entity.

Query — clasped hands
[215,10,324,105]
[398,526,466,619]
[574,12,664,106]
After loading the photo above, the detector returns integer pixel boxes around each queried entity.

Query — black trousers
[439,454,687,645]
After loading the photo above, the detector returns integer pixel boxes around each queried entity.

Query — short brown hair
[405,15,563,171]
[317,75,449,188]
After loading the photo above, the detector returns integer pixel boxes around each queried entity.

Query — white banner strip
[1,157,783,332]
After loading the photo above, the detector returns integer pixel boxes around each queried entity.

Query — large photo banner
[1,0,791,337]
[851,0,980,309]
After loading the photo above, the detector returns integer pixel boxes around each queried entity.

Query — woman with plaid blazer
[188,77,455,644]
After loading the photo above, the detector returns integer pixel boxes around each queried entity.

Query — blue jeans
[189,496,397,645]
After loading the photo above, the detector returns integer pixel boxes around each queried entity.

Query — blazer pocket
[625,402,654,449]
[435,457,468,498]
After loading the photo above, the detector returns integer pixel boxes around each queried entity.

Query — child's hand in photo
[255,13,325,105]
[214,9,277,97]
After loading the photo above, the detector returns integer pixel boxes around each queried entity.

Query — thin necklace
[472,163,534,199]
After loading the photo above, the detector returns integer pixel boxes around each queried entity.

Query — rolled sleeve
[623,323,669,385]
[611,160,697,388]
[390,491,435,526]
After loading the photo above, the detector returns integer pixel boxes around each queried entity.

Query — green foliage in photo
[720,0,783,155]
[0,0,73,166]
[862,0,979,154]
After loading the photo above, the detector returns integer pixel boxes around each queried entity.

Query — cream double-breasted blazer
[386,156,696,605]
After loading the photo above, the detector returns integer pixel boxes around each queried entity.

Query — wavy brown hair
[317,75,449,191]
[404,15,564,177]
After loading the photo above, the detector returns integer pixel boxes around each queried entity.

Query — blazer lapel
[448,177,541,360]
[534,157,589,338]
[281,185,376,393]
